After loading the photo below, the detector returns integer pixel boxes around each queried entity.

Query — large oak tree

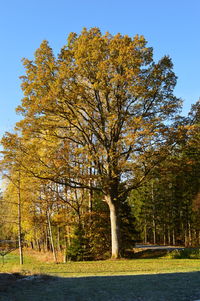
[4,28,181,258]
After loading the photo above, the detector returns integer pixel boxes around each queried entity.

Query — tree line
[0,28,199,261]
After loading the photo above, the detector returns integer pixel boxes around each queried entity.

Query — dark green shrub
[167,248,200,259]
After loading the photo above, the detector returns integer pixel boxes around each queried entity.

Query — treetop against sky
[0,0,200,140]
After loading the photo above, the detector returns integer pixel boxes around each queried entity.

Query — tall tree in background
[128,100,200,246]
[2,28,181,258]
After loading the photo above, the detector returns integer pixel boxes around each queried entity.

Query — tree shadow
[1,271,200,301]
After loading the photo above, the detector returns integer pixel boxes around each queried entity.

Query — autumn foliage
[0,28,199,261]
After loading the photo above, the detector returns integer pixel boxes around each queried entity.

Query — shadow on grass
[1,271,200,301]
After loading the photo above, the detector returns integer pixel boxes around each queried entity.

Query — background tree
[128,100,200,246]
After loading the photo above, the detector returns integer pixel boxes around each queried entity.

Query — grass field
[1,250,200,276]
[1,251,200,300]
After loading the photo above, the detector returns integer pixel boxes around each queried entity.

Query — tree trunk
[188,222,192,246]
[37,239,41,252]
[63,238,67,263]
[168,227,171,245]
[45,226,49,251]
[172,229,175,245]
[144,218,147,244]
[152,215,156,244]
[184,229,188,246]
[65,225,71,262]
[88,167,93,212]
[47,210,57,263]
[105,195,121,259]
[17,174,23,265]
[163,224,166,245]
[151,182,156,245]
[57,227,61,252]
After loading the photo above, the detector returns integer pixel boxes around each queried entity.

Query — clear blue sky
[0,0,200,139]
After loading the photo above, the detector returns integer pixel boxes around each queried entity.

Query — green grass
[1,252,200,300]
[1,251,200,277]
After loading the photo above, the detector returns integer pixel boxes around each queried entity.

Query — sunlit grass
[1,250,200,277]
